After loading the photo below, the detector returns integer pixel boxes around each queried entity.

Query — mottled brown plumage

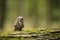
[14,16,24,31]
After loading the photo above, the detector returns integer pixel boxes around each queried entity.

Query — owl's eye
[17,18,20,20]
[21,18,23,20]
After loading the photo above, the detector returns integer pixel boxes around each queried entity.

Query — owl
[14,16,24,31]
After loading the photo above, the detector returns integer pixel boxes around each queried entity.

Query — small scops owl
[14,16,24,31]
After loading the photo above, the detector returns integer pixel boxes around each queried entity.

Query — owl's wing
[14,21,17,27]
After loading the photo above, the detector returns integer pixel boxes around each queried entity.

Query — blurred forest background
[0,0,60,33]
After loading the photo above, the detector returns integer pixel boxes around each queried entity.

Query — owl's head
[17,16,23,22]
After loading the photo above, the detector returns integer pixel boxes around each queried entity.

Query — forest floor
[0,29,60,40]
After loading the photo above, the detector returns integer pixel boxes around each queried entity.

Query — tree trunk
[0,0,6,29]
